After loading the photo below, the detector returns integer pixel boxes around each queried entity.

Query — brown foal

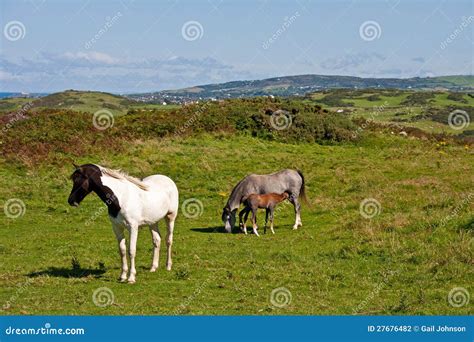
[239,192,289,236]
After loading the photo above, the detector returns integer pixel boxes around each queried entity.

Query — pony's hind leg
[128,224,139,283]
[289,195,302,230]
[149,223,161,272]
[165,211,176,271]
[112,223,128,282]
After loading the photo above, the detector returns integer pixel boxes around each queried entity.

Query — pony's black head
[222,206,236,233]
[68,164,101,207]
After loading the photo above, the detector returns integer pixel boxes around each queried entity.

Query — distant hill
[128,74,474,103]
[0,90,138,115]
[32,90,137,115]
[0,92,48,99]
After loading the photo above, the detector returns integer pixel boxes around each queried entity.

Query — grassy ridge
[0,98,356,165]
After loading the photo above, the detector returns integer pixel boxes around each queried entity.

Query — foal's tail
[297,170,310,207]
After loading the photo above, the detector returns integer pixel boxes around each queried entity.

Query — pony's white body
[99,167,179,283]
[102,173,178,227]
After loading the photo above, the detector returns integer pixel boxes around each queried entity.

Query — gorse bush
[1,97,357,164]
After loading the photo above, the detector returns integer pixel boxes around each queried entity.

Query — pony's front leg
[112,223,128,282]
[243,209,250,234]
[238,209,245,232]
[264,208,270,234]
[269,209,275,234]
[128,225,139,283]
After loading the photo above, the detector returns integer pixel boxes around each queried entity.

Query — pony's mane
[99,167,149,191]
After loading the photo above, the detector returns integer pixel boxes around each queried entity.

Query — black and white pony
[222,169,308,232]
[68,164,179,283]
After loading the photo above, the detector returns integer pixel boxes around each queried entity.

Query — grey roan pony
[222,169,308,232]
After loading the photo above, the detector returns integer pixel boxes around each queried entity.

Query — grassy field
[0,131,472,315]
[0,90,472,315]
[309,89,474,135]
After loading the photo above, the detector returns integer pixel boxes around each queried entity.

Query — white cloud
[0,52,253,92]
[0,70,16,81]
[62,51,119,65]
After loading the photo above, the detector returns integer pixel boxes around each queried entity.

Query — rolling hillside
[0,90,139,116]
[129,74,474,103]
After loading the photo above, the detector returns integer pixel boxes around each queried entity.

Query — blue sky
[0,0,472,93]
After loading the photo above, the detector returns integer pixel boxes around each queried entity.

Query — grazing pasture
[1,135,472,315]
[0,92,472,315]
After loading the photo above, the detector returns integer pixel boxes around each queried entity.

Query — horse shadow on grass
[27,266,106,279]
[190,226,232,234]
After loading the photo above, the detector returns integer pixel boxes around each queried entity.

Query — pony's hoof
[292,226,298,230]
[166,264,172,271]
[127,279,136,284]
[150,268,157,272]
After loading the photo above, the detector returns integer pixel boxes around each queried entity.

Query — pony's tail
[297,170,310,207]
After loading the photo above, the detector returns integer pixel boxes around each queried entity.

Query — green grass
[0,134,472,315]
[435,75,474,88]
[309,90,473,135]
[0,97,33,114]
